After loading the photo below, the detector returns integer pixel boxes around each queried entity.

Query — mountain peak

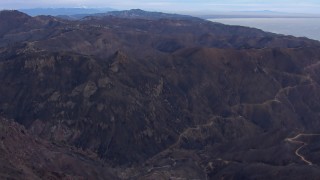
[128,9,145,12]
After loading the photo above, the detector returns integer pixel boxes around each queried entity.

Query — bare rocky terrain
[1,9,320,179]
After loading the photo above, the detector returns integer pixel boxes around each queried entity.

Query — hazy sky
[1,0,320,14]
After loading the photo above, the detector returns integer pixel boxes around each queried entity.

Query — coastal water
[209,18,320,41]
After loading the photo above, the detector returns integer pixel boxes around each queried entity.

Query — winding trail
[285,133,320,165]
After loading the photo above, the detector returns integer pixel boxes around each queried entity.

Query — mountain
[0,10,32,36]
[1,10,320,179]
[56,9,199,21]
[90,9,198,20]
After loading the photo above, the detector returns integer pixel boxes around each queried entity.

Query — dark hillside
[1,10,320,179]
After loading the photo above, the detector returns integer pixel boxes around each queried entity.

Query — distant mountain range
[18,8,320,20]
[18,8,198,21]
[19,7,115,16]
[69,9,199,21]
[83,9,199,21]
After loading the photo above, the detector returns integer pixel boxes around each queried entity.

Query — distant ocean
[209,18,320,41]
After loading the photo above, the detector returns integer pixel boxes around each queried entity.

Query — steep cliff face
[1,10,320,179]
